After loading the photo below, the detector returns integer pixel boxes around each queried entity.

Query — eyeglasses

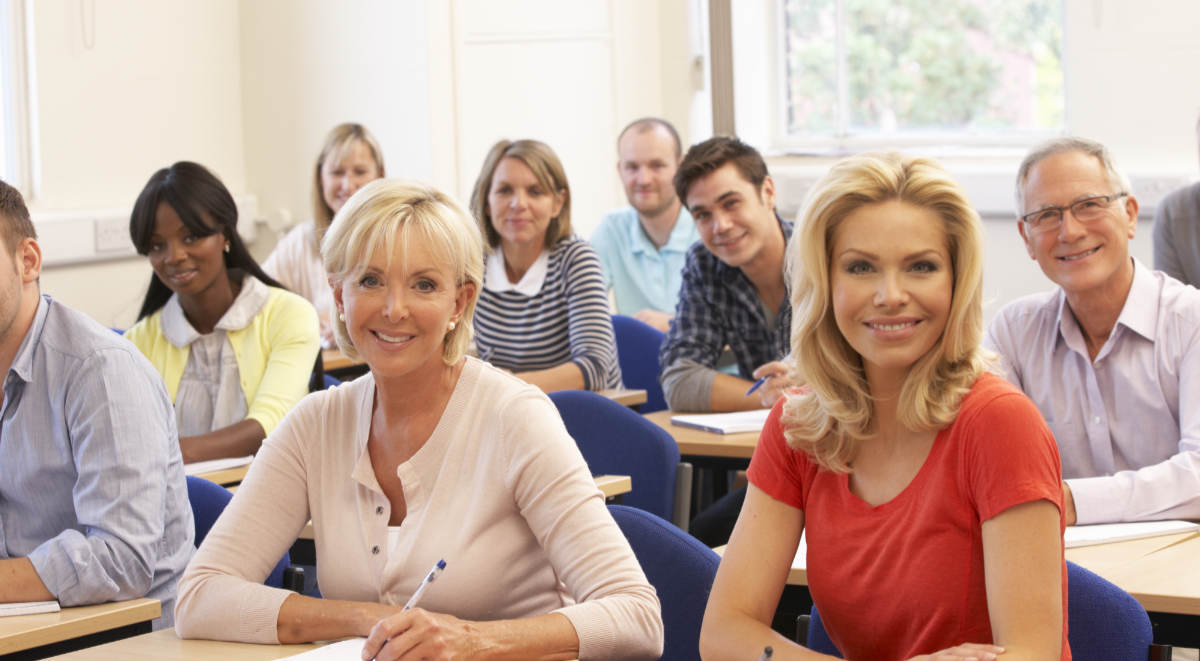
[1021,193,1128,234]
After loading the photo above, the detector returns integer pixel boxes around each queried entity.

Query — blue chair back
[805,560,1154,659]
[611,315,668,413]
[609,505,719,661]
[323,374,341,389]
[1066,560,1152,660]
[806,606,841,657]
[185,476,289,589]
[549,390,680,522]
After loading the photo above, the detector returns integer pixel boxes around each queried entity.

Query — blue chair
[550,390,691,528]
[185,475,291,590]
[611,315,668,413]
[609,505,720,661]
[799,560,1169,659]
[322,374,341,389]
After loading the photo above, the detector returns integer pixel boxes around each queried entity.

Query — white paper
[0,600,60,617]
[1064,520,1200,549]
[283,638,368,660]
[670,409,771,434]
[184,455,254,477]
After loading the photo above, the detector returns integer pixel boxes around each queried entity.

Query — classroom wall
[425,0,692,239]
[237,0,432,264]
[24,0,1200,328]
[30,0,248,328]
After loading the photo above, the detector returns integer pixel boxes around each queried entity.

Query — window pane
[782,0,838,134]
[783,0,1064,137]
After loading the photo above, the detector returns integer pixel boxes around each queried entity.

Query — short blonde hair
[469,140,572,248]
[783,152,992,473]
[313,123,386,232]
[322,178,483,366]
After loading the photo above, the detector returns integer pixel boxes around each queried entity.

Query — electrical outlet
[94,214,135,254]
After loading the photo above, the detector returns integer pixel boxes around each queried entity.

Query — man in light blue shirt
[0,181,192,629]
[592,118,698,332]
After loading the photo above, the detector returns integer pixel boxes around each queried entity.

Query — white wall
[30,0,248,328]
[238,0,432,263]
[426,0,691,239]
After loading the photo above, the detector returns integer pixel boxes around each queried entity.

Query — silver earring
[447,321,456,331]
[224,243,230,253]
[338,312,345,321]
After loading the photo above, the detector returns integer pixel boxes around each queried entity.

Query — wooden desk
[293,475,634,541]
[194,464,250,487]
[321,348,361,372]
[0,599,159,658]
[599,389,647,408]
[643,410,758,460]
[47,628,327,660]
[1069,532,1200,617]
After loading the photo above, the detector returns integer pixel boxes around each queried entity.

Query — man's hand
[1062,482,1077,526]
[632,309,673,333]
[750,361,791,408]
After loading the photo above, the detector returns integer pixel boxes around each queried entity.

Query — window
[779,0,1064,148]
[0,0,34,193]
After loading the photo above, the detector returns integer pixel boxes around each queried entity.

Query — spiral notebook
[670,409,771,434]
[0,601,60,618]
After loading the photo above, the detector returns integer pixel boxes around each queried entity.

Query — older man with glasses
[986,136,1200,527]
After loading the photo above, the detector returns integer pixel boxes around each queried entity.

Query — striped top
[475,236,623,391]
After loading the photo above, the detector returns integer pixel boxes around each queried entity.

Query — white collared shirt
[161,275,270,436]
[484,245,549,297]
[986,259,1200,524]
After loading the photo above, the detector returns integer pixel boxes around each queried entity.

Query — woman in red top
[700,152,1068,661]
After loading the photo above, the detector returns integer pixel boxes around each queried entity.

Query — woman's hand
[361,608,480,661]
[751,361,792,408]
[909,644,1005,661]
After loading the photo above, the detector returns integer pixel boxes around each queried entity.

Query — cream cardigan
[174,358,664,661]
[125,285,319,437]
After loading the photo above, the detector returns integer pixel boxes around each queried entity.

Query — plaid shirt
[659,216,794,379]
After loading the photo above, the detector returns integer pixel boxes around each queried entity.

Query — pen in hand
[758,646,773,661]
[745,376,769,396]
[402,559,447,611]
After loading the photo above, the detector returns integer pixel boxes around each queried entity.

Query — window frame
[771,0,1070,155]
[0,0,37,197]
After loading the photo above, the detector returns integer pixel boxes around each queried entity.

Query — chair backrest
[1066,560,1153,660]
[805,561,1155,660]
[611,315,668,413]
[549,390,680,521]
[609,505,720,661]
[185,476,289,589]
[806,606,841,657]
[323,374,341,390]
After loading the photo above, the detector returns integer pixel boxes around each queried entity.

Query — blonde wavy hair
[782,152,992,473]
[322,178,483,366]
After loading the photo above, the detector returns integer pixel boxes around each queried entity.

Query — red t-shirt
[748,373,1070,661]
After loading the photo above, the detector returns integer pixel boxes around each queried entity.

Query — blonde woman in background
[175,179,663,661]
[700,153,1069,660]
[262,123,385,346]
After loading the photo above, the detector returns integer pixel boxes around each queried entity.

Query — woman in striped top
[470,140,622,392]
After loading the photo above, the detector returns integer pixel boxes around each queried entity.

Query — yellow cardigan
[125,287,320,437]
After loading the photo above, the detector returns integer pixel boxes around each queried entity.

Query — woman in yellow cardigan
[125,162,320,464]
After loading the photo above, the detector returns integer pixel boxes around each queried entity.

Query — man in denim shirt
[0,181,192,628]
[659,136,793,413]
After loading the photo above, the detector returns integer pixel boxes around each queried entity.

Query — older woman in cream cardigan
[174,179,663,661]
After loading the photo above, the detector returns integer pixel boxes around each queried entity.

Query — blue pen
[402,559,447,611]
[745,376,769,396]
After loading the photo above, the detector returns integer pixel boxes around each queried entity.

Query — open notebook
[281,638,368,660]
[183,455,253,477]
[670,409,771,435]
[0,601,60,618]
[1064,520,1200,549]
